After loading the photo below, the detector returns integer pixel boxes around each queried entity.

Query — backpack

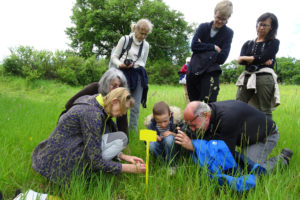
[109,35,143,68]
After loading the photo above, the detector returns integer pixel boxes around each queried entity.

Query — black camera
[247,65,259,72]
[124,59,133,67]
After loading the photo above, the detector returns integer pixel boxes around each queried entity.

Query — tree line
[1,0,299,85]
[1,46,299,86]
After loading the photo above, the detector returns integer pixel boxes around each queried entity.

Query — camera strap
[124,36,144,63]
[118,36,132,59]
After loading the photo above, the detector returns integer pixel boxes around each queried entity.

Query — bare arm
[121,163,146,173]
[119,153,146,174]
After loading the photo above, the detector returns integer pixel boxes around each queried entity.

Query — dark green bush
[57,67,79,85]
[2,46,300,85]
[77,56,107,85]
[2,46,108,86]
[146,59,179,85]
[220,63,244,84]
[3,53,24,76]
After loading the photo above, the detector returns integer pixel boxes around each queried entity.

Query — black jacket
[203,100,276,155]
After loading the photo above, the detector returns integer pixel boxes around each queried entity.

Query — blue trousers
[149,135,179,163]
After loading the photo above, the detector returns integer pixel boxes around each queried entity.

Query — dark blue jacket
[121,66,148,108]
[191,21,233,66]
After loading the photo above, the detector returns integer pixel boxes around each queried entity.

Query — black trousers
[186,71,220,103]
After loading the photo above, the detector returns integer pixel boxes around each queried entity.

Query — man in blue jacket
[175,100,293,171]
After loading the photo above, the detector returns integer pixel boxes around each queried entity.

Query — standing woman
[111,19,153,132]
[187,0,233,103]
[32,88,146,183]
[236,13,280,118]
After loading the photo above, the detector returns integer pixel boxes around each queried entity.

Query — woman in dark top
[236,13,280,118]
[62,68,129,134]
[32,88,146,183]
[187,0,233,103]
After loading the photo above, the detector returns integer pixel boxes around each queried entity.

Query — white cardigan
[111,33,149,68]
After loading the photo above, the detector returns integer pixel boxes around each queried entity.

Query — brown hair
[103,87,134,114]
[153,101,170,116]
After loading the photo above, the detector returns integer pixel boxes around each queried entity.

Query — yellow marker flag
[139,129,157,193]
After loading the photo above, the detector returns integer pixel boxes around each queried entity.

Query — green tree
[66,0,193,62]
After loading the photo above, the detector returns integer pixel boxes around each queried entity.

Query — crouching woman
[32,87,145,183]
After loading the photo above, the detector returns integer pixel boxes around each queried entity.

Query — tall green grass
[0,76,299,199]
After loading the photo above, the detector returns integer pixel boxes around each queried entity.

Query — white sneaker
[169,167,177,176]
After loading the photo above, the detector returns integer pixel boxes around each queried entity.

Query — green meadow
[0,75,299,199]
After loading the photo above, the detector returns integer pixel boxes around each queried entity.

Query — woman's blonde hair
[131,18,154,34]
[103,87,134,114]
[215,0,233,18]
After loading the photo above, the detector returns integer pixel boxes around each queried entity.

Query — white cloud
[0,0,75,61]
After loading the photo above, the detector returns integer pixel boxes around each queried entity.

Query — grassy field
[0,75,299,199]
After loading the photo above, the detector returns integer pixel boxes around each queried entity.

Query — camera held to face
[124,59,134,67]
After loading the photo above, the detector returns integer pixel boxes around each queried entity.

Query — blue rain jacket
[191,139,266,191]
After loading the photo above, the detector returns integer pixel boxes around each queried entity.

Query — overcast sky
[0,0,299,63]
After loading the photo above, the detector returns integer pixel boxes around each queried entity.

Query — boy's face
[154,112,171,129]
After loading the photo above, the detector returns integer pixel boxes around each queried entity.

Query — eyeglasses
[215,15,228,23]
[257,22,271,28]
[186,114,200,125]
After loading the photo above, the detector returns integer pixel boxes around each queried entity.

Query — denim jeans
[149,135,179,163]
[242,129,286,171]
[129,74,143,132]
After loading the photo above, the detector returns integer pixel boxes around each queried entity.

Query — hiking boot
[280,148,293,164]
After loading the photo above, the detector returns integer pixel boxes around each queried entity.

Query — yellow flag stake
[139,129,157,194]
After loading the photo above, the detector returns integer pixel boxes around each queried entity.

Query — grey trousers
[242,129,286,171]
[101,131,128,161]
[129,73,143,132]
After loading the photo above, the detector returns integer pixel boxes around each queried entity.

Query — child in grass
[144,101,184,165]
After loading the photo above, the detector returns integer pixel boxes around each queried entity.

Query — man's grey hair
[98,68,128,96]
[194,102,211,117]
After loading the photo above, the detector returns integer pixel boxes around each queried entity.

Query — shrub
[146,59,179,85]
[3,53,24,76]
[77,56,107,85]
[57,67,79,85]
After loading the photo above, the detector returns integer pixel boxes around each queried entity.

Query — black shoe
[280,148,293,164]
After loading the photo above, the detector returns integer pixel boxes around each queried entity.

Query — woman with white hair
[111,18,154,133]
[61,68,129,134]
